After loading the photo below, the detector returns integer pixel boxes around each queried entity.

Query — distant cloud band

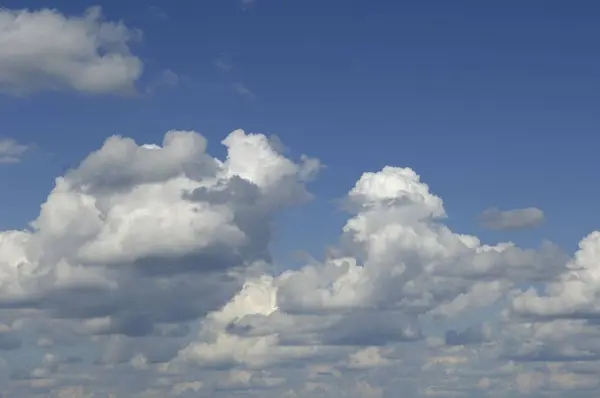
[479,206,545,230]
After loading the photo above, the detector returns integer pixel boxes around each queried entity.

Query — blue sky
[2,1,600,397]
[3,0,600,254]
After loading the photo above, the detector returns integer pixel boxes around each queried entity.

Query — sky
[1,0,600,397]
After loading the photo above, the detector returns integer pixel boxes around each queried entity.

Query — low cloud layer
[480,206,545,230]
[0,129,598,397]
[0,7,142,95]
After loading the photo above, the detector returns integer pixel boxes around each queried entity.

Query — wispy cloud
[0,138,30,163]
[232,82,256,100]
[215,55,256,100]
[215,56,233,73]
[148,5,168,20]
[156,69,180,88]
[145,69,181,94]
[241,0,257,9]
[479,206,545,230]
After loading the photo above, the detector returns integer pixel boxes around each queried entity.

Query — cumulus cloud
[0,129,319,341]
[0,6,143,95]
[480,206,545,230]
[2,127,600,397]
[510,231,600,320]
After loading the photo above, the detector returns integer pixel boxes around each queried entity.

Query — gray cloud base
[480,206,545,230]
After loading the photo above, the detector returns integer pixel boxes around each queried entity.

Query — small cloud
[148,5,168,20]
[215,56,233,73]
[479,206,545,230]
[145,69,181,94]
[157,69,180,88]
[0,138,30,163]
[232,82,256,100]
[0,7,143,96]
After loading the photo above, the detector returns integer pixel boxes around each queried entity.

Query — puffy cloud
[159,162,574,396]
[0,129,319,342]
[0,7,142,95]
[274,167,561,324]
[510,231,600,319]
[3,127,600,397]
[480,206,545,230]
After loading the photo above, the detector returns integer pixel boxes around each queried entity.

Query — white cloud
[480,206,545,230]
[2,127,600,397]
[0,6,143,95]
[0,129,319,339]
[510,231,600,319]
[0,138,29,163]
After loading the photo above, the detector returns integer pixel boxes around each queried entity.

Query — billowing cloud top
[0,7,142,94]
[0,128,598,398]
